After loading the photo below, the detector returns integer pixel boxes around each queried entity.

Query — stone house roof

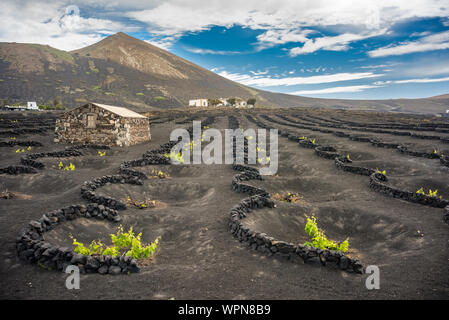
[70,102,148,119]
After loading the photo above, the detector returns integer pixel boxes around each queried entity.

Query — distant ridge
[428,94,449,100]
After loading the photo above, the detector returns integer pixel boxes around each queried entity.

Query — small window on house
[87,114,96,128]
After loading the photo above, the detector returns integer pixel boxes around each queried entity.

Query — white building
[235,99,247,108]
[189,99,208,107]
[27,101,38,110]
[188,97,253,108]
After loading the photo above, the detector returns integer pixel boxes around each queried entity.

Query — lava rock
[108,266,121,275]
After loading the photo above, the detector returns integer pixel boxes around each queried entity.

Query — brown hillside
[71,32,194,79]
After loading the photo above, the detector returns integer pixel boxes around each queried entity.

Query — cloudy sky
[1,0,449,99]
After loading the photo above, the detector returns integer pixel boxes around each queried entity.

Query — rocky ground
[0,108,448,299]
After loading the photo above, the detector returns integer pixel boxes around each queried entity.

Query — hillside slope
[0,32,447,113]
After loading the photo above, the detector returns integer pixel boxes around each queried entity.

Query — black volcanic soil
[0,108,448,300]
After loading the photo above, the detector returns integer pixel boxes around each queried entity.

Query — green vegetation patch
[304,215,349,252]
[30,44,75,65]
[88,60,99,73]
[70,225,161,260]
[153,96,165,101]
[136,92,145,96]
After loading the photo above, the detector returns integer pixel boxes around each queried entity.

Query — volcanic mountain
[0,32,447,113]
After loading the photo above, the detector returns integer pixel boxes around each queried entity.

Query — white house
[27,101,38,110]
[235,99,247,108]
[189,99,208,107]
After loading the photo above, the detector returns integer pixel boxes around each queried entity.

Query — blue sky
[1,0,449,99]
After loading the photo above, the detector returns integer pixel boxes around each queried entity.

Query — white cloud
[250,70,270,76]
[288,75,449,96]
[442,17,449,27]
[146,36,178,50]
[368,30,449,57]
[289,30,386,56]
[394,77,449,83]
[374,80,392,85]
[256,28,315,50]
[360,64,390,69]
[291,85,379,95]
[410,31,431,37]
[0,1,133,51]
[216,70,382,87]
[126,1,448,36]
[183,47,242,55]
[1,0,449,56]
[376,77,449,84]
[124,0,449,53]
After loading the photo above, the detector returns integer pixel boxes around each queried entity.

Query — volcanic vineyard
[0,108,448,299]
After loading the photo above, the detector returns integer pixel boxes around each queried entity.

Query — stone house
[54,102,150,147]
